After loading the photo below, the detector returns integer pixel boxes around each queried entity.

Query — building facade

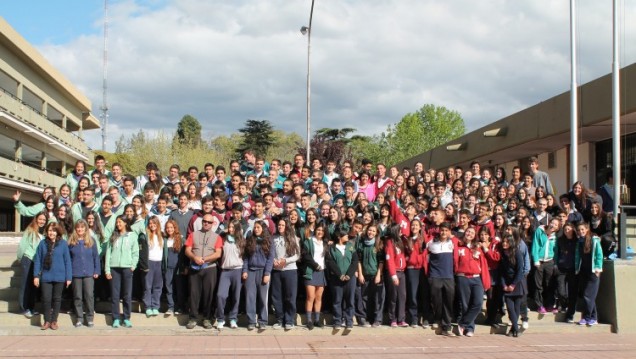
[0,18,99,232]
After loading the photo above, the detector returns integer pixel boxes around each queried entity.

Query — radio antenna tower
[100,0,109,151]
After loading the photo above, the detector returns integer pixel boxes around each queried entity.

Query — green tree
[175,114,202,147]
[236,119,275,157]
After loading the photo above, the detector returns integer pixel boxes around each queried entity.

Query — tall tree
[298,127,357,167]
[175,114,202,147]
[236,119,275,157]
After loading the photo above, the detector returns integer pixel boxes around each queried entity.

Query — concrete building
[398,62,636,205]
[0,17,99,232]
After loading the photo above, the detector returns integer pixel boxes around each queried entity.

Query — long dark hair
[246,220,271,257]
[43,222,63,271]
[278,218,300,257]
[502,233,518,267]
[226,219,246,256]
[110,215,132,245]
[384,223,404,252]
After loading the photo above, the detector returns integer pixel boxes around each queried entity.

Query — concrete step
[0,287,18,301]
[0,311,611,335]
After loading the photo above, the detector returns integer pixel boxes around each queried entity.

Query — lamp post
[301,0,315,165]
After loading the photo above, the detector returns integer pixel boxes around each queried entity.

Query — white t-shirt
[312,237,325,269]
[148,234,163,262]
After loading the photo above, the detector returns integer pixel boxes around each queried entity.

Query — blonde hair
[68,219,94,248]
[146,216,163,249]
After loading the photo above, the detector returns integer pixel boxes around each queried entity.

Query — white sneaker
[521,321,529,330]
[216,320,225,329]
[230,320,238,329]
[272,323,283,330]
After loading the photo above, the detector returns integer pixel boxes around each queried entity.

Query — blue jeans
[579,272,600,321]
[110,267,134,320]
[271,269,298,325]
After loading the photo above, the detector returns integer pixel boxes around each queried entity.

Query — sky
[2,0,635,153]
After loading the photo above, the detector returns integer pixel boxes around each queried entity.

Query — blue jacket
[69,240,101,278]
[242,238,275,276]
[33,239,72,283]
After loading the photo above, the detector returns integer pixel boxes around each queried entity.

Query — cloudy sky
[3,0,635,152]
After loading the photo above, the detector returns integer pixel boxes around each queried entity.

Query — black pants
[19,257,36,313]
[486,269,503,324]
[505,295,522,333]
[189,266,218,320]
[534,261,555,309]
[330,277,355,326]
[355,275,384,324]
[429,277,455,331]
[271,270,298,325]
[110,267,133,321]
[387,271,406,323]
[406,268,430,325]
[41,281,64,323]
[578,272,600,321]
[555,267,577,320]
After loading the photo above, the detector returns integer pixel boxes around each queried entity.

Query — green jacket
[356,239,383,276]
[326,242,358,278]
[575,236,604,274]
[105,231,139,274]
[70,202,99,224]
[531,226,557,265]
[17,230,43,261]
[15,201,45,218]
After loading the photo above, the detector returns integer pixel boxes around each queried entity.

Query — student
[17,212,47,318]
[554,222,577,323]
[532,218,560,314]
[325,227,359,329]
[384,224,408,328]
[355,224,385,327]
[105,215,140,328]
[33,222,72,330]
[144,217,164,317]
[163,220,185,316]
[68,219,100,327]
[405,219,429,328]
[216,219,246,329]
[271,218,301,330]
[425,222,456,336]
[479,226,502,327]
[575,222,604,326]
[242,220,275,330]
[66,160,89,194]
[454,226,491,337]
[500,233,526,337]
[302,222,329,329]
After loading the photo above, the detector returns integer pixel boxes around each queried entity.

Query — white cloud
[35,0,636,152]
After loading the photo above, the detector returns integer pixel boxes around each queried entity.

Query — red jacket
[454,244,491,291]
[404,234,428,269]
[389,199,411,237]
[385,238,407,278]
[483,239,502,270]
[471,217,495,240]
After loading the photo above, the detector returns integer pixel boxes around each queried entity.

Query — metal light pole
[301,0,315,165]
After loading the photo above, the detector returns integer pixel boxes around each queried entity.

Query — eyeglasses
[202,220,214,225]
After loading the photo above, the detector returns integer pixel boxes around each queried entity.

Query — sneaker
[566,318,574,324]
[202,319,213,329]
[551,307,559,314]
[152,309,160,316]
[363,322,372,328]
[306,321,314,330]
[23,310,34,319]
[345,324,353,329]
[146,309,153,318]
[422,320,430,329]
[390,321,398,328]
[587,320,597,326]
[123,319,132,328]
[538,306,547,315]
[372,322,381,328]
[577,319,588,326]
[397,321,409,327]
[247,324,255,331]
[87,322,94,328]
[216,320,225,329]
[112,319,120,328]
[285,324,295,330]
[341,322,346,328]
[174,310,181,315]
[165,309,174,317]
[272,323,283,330]
[464,331,474,337]
[441,330,456,337]
[230,320,238,329]
[357,319,367,327]
[431,322,439,329]
[186,320,197,329]
[75,321,83,328]
[522,320,529,329]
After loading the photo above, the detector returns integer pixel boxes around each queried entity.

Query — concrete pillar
[16,83,23,100]
[41,151,47,171]
[14,140,21,161]
[14,208,21,232]
[61,115,67,130]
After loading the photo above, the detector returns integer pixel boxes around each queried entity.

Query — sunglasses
[202,220,214,225]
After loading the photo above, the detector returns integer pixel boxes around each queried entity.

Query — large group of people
[15,152,615,336]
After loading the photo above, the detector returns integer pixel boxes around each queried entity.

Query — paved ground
[0,332,634,358]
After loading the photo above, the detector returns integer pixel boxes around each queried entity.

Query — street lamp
[301,0,315,165]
